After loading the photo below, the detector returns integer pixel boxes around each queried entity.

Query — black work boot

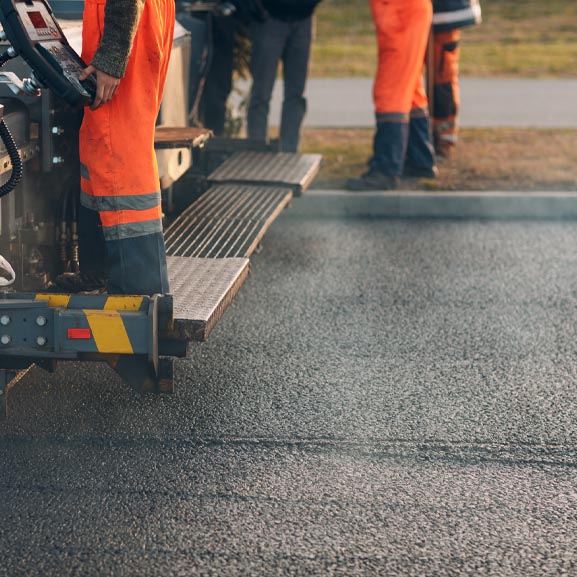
[346,168,398,191]
[402,164,439,179]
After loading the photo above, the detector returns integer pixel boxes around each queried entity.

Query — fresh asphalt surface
[2,198,577,576]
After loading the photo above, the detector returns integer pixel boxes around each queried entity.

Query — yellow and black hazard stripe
[34,293,147,312]
[33,294,150,355]
[0,293,170,356]
[78,310,136,354]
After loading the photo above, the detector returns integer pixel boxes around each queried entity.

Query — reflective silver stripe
[80,190,161,212]
[438,134,457,144]
[80,163,90,181]
[375,112,410,123]
[101,219,163,241]
[436,120,457,131]
[433,3,481,27]
[410,107,429,119]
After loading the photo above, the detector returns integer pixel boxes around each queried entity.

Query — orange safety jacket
[433,28,461,145]
[371,0,432,124]
[79,0,175,241]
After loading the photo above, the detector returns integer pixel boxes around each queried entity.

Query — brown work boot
[435,139,455,160]
[346,168,398,191]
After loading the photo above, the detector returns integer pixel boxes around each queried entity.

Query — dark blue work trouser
[247,15,312,152]
[175,12,207,122]
[176,10,236,136]
[201,15,236,136]
[371,115,435,176]
[79,205,169,295]
[407,114,436,169]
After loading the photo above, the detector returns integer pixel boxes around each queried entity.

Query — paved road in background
[2,199,577,576]
[254,77,577,128]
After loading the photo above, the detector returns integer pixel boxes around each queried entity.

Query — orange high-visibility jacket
[371,0,432,122]
[79,0,175,240]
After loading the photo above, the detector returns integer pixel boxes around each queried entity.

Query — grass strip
[300,127,577,191]
[313,0,577,78]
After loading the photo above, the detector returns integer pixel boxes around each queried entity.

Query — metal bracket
[0,368,17,416]
[148,294,159,376]
[0,292,177,412]
[179,1,235,16]
[0,71,40,97]
[106,354,174,394]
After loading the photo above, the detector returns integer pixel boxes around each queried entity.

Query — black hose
[0,48,22,197]
[0,119,22,197]
[0,50,14,68]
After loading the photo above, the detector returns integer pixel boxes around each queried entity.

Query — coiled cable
[0,117,22,197]
[0,48,22,197]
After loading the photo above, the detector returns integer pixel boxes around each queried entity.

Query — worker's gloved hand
[80,65,121,110]
[229,0,267,22]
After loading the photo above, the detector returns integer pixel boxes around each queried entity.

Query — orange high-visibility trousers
[79,0,175,241]
[433,28,461,147]
[371,0,432,121]
[370,0,434,175]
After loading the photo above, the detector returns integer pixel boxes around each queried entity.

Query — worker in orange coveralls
[432,0,482,158]
[348,0,437,191]
[59,0,175,295]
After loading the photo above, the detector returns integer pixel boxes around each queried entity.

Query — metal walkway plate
[154,126,213,149]
[165,184,293,258]
[167,256,249,341]
[207,151,322,195]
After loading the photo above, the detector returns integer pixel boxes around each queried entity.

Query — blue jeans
[247,16,312,152]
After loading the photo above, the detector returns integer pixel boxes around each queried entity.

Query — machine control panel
[0,0,95,106]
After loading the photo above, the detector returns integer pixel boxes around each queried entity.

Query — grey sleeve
[90,0,145,78]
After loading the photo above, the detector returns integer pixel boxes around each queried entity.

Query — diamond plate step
[208,151,322,195]
[154,126,213,149]
[165,184,293,258]
[167,256,249,341]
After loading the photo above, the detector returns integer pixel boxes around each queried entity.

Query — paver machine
[0,0,321,415]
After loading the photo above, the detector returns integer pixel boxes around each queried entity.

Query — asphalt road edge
[288,190,577,220]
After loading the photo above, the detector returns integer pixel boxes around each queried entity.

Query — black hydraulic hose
[0,49,14,68]
[0,119,22,197]
[0,48,22,197]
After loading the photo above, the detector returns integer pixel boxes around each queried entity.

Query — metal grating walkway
[162,150,322,342]
[208,151,322,195]
[165,184,293,259]
[167,256,249,341]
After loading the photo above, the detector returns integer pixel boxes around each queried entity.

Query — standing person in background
[247,0,323,152]
[348,0,436,191]
[177,5,238,136]
[432,0,482,159]
[176,0,266,137]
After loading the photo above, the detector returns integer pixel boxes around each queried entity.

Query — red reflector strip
[67,328,92,340]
